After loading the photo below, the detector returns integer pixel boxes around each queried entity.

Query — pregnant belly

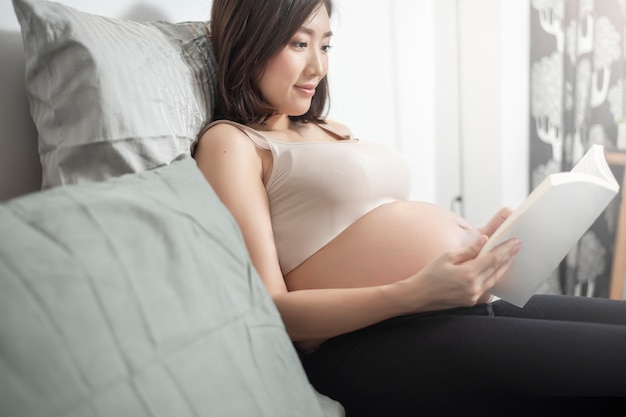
[285,201,482,291]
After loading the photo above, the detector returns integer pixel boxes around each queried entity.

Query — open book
[480,144,620,307]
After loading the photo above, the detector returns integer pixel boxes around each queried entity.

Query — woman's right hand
[394,235,522,312]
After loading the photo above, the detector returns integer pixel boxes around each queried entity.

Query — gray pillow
[13,0,216,189]
[0,156,344,417]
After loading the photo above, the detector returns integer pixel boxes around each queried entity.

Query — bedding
[13,0,216,189]
[0,156,343,417]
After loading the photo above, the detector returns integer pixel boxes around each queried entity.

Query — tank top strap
[318,121,356,140]
[198,120,271,150]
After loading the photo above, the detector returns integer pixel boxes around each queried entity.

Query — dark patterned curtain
[530,0,624,298]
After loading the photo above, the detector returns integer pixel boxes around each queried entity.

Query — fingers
[447,235,520,271]
[496,206,514,219]
[447,235,488,264]
[480,206,514,236]
[424,236,521,308]
[479,258,514,302]
[450,236,521,302]
[478,237,522,290]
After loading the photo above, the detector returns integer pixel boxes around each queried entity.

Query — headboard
[0,29,41,201]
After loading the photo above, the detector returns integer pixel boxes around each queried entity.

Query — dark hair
[210,0,333,125]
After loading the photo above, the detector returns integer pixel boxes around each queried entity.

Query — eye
[292,41,308,49]
[321,44,332,53]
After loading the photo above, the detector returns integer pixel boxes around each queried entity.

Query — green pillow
[0,156,343,417]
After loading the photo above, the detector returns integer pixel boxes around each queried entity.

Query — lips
[294,84,317,95]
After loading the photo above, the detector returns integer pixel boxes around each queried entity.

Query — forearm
[272,282,416,342]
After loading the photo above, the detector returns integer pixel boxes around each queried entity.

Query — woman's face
[258,5,332,117]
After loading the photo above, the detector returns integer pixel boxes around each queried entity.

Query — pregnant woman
[194,0,626,414]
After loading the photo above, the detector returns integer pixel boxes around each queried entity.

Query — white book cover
[480,145,620,307]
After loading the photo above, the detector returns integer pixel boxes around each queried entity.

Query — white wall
[435,0,530,226]
[435,0,463,215]
[501,0,530,212]
[465,0,530,226]
[1,0,529,227]
[458,0,505,225]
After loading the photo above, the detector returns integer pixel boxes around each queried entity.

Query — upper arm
[193,124,287,295]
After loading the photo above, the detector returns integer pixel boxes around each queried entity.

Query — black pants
[299,295,626,416]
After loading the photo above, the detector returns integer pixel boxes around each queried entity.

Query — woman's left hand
[479,207,513,237]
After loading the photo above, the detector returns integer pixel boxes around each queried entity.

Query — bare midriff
[284,201,483,353]
[285,201,482,291]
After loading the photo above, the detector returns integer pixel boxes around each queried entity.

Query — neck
[262,114,290,131]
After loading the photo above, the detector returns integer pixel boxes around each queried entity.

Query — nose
[307,48,325,76]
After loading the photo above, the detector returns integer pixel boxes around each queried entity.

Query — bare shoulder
[195,122,259,158]
[199,122,251,147]
[322,119,355,139]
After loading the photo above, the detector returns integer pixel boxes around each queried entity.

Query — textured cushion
[12,0,216,189]
[0,156,344,417]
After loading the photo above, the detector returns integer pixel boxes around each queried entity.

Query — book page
[570,144,620,189]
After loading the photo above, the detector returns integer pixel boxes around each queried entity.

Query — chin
[285,101,313,117]
[292,107,312,117]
